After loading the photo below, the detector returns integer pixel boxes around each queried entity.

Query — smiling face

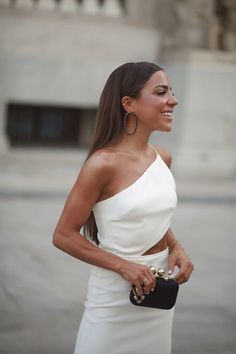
[122,70,178,133]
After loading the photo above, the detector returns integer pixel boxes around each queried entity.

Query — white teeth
[162,112,172,118]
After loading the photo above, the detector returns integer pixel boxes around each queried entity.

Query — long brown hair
[84,62,163,244]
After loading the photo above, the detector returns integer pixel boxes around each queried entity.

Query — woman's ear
[121,96,134,113]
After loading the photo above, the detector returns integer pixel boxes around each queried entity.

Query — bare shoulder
[55,150,118,231]
[81,149,115,183]
[68,149,117,206]
[154,144,172,168]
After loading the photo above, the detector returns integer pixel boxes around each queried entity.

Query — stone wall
[0,0,161,149]
[0,0,235,179]
[163,50,236,178]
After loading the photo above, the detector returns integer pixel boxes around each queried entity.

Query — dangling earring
[123,112,138,135]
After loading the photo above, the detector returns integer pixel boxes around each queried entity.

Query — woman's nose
[168,94,178,107]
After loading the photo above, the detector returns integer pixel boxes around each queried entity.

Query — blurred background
[0,0,236,353]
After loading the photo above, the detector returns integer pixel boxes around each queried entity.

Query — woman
[53,62,194,354]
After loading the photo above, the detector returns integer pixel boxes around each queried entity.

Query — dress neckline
[95,146,161,206]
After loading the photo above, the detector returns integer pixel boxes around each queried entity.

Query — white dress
[74,147,177,354]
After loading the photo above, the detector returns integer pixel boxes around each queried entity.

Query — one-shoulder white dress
[74,146,177,354]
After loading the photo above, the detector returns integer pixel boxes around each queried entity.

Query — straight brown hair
[84,62,163,244]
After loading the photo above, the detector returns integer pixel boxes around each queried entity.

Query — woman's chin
[157,125,173,132]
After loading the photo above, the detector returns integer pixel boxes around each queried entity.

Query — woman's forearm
[53,229,157,291]
[53,229,128,274]
[166,228,178,250]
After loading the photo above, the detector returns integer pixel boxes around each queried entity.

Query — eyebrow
[154,85,172,90]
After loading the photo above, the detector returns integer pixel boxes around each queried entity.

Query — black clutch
[129,267,179,310]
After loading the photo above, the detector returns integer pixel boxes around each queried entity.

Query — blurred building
[0,0,236,178]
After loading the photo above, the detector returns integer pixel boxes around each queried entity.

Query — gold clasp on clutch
[149,266,170,281]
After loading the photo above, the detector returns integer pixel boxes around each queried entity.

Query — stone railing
[0,0,125,17]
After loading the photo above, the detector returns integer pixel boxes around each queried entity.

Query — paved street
[0,149,236,354]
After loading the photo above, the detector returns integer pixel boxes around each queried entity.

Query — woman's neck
[118,130,152,153]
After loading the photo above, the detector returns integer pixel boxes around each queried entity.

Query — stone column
[161,1,236,178]
[0,100,9,153]
[164,50,236,179]
[217,0,236,51]
[172,0,218,49]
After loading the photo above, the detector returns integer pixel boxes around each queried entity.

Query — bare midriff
[141,234,168,256]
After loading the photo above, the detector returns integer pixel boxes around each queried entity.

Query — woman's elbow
[52,228,65,249]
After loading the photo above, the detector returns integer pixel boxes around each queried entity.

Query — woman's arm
[166,228,194,284]
[53,152,155,296]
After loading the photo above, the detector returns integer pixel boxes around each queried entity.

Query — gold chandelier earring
[123,112,138,135]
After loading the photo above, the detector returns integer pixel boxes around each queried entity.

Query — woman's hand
[117,260,156,297]
[168,242,194,284]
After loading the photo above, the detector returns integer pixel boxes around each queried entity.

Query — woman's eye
[157,91,166,96]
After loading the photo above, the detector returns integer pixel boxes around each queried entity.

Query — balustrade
[0,0,12,6]
[15,0,33,9]
[103,0,123,17]
[59,0,79,14]
[82,0,100,15]
[0,0,124,17]
[36,0,57,11]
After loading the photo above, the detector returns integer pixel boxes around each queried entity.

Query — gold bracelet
[168,240,179,254]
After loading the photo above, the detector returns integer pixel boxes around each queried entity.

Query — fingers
[167,257,175,275]
[132,283,144,298]
[175,261,194,284]
[142,271,156,295]
[132,267,156,296]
